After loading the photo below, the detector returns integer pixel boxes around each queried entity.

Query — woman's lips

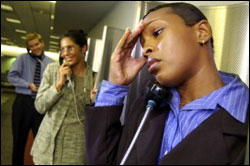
[147,58,160,73]
[65,58,72,62]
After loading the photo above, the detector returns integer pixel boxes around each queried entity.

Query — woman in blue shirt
[85,2,249,165]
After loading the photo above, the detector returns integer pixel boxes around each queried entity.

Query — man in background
[8,33,53,165]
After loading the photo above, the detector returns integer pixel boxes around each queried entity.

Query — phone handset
[59,56,64,65]
[59,56,73,88]
[28,48,45,67]
[27,48,36,58]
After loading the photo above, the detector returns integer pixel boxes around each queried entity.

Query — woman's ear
[82,45,88,54]
[195,20,212,45]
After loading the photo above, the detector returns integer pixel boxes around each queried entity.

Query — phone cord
[68,78,84,126]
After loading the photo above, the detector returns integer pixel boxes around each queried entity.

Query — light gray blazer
[30,62,94,164]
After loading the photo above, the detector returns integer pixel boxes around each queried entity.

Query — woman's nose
[142,46,153,57]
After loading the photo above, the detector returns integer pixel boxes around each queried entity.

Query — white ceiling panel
[1,1,118,52]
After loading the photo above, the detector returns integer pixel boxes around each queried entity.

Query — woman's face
[60,37,87,67]
[141,8,202,87]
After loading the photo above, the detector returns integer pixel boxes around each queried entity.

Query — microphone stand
[120,100,156,165]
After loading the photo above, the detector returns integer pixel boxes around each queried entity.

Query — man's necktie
[32,58,41,96]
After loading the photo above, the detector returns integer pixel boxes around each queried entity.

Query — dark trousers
[12,94,44,165]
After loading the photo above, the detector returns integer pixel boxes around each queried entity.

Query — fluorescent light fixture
[50,26,54,30]
[1,45,26,57]
[51,15,54,20]
[6,41,14,45]
[21,36,26,40]
[49,1,56,3]
[49,45,59,49]
[6,18,21,24]
[1,4,13,11]
[15,29,27,34]
[1,37,9,40]
[50,35,59,40]
[49,49,57,52]
[1,44,59,61]
[49,41,58,45]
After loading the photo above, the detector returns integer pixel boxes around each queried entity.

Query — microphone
[120,81,172,165]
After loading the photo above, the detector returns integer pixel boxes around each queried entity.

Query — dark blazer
[85,93,248,165]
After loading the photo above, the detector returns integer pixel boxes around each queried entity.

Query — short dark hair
[60,29,88,48]
[143,2,214,49]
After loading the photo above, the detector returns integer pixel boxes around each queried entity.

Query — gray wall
[200,3,249,86]
[88,1,139,39]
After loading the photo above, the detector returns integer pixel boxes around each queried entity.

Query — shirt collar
[165,71,249,123]
[28,52,45,60]
[39,53,45,60]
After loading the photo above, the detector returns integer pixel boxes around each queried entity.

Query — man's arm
[8,55,30,89]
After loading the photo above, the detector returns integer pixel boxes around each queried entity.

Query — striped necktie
[32,58,41,96]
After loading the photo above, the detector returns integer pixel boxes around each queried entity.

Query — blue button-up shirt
[8,53,54,95]
[95,71,249,163]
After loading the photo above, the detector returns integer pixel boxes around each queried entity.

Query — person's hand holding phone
[56,61,72,92]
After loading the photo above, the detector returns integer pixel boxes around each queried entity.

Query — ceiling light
[49,48,57,52]
[39,10,44,14]
[21,36,26,40]
[50,41,58,45]
[50,26,54,30]
[6,18,21,24]
[49,45,59,49]
[1,4,13,11]
[51,15,54,20]
[50,35,59,40]
[49,1,56,3]
[16,29,27,34]
[1,37,9,40]
[6,41,14,45]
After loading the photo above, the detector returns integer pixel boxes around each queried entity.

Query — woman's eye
[153,29,163,37]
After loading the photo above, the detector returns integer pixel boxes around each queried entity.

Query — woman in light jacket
[31,29,95,165]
